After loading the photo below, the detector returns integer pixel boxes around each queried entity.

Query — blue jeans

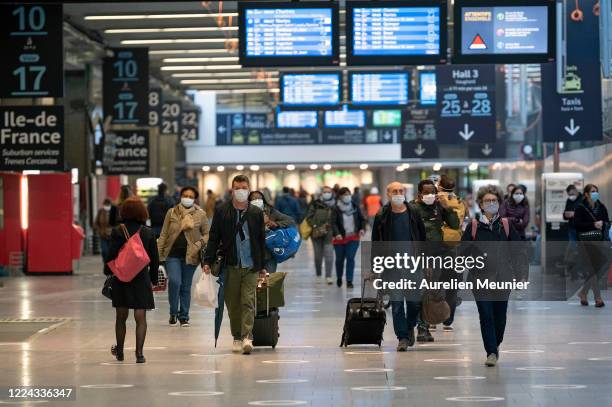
[475,300,508,356]
[334,240,360,283]
[166,257,197,321]
[100,238,110,261]
[391,300,419,340]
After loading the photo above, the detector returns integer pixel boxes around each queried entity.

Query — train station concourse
[0,1,611,406]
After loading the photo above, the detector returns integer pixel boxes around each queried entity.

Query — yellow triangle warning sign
[469,34,487,50]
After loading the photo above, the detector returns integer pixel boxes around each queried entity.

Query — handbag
[421,290,451,325]
[107,224,151,282]
[299,219,312,240]
[578,206,604,241]
[152,265,167,292]
[102,275,114,300]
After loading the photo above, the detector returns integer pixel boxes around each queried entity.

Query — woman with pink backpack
[104,196,159,364]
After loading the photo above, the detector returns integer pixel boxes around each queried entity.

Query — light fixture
[396,166,404,172]
[236,165,244,171]
[105,27,237,34]
[20,176,28,230]
[212,88,280,94]
[250,165,260,171]
[433,163,442,171]
[161,65,242,71]
[202,166,210,171]
[85,12,238,20]
[323,164,332,171]
[122,38,230,45]
[286,164,295,171]
[310,164,318,170]
[217,165,225,172]
[173,71,278,78]
[181,78,269,85]
[151,49,231,55]
[359,164,368,170]
[468,163,479,171]
[401,163,411,169]
[164,56,239,63]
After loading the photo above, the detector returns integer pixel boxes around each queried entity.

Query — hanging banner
[436,64,496,143]
[161,99,182,136]
[0,4,63,98]
[401,140,439,159]
[180,109,199,141]
[103,48,149,126]
[103,130,149,175]
[148,88,162,128]
[0,106,64,171]
[541,0,602,142]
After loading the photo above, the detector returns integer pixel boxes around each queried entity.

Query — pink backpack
[107,224,151,282]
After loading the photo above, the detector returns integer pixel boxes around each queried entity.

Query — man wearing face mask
[157,186,209,328]
[203,175,267,354]
[408,179,460,342]
[305,186,337,285]
[373,182,426,351]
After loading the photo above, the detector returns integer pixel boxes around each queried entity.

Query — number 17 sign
[1,4,64,98]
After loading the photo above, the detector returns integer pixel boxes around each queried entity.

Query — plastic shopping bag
[194,269,218,308]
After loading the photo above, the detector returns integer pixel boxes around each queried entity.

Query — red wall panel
[0,173,23,265]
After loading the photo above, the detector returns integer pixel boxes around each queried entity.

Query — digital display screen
[346,1,447,65]
[281,73,341,106]
[239,2,339,67]
[350,72,409,106]
[419,72,437,105]
[454,1,555,63]
[373,110,402,127]
[276,110,318,128]
[324,108,366,128]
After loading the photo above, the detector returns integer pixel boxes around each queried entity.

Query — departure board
[346,1,447,65]
[276,111,318,128]
[239,2,340,67]
[419,72,437,105]
[281,73,341,106]
[324,109,366,128]
[349,72,409,106]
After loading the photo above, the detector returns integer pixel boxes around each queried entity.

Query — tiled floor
[0,244,611,407]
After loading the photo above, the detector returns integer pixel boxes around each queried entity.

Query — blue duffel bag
[265,226,301,263]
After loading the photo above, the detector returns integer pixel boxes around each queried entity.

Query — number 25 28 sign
[1,4,64,98]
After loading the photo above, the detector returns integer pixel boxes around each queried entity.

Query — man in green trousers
[203,175,267,354]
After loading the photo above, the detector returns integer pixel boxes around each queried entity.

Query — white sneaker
[326,277,333,285]
[242,338,253,354]
[485,353,498,367]
[232,340,242,353]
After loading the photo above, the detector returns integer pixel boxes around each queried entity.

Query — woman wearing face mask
[305,186,336,284]
[248,190,295,273]
[462,185,521,367]
[499,185,530,240]
[157,186,209,327]
[332,187,366,288]
[95,198,115,261]
[574,184,610,308]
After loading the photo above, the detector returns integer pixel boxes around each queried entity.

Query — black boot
[111,345,124,361]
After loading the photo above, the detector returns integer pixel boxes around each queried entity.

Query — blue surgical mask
[483,202,499,215]
[590,192,600,202]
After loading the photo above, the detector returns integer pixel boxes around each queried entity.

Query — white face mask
[234,188,249,203]
[103,205,111,211]
[181,197,194,208]
[341,195,352,204]
[322,192,333,201]
[422,194,436,205]
[513,194,524,203]
[568,195,578,202]
[250,199,264,209]
[391,195,405,206]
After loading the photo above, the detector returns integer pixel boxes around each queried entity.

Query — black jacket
[372,202,426,242]
[203,201,266,271]
[563,193,583,229]
[574,202,610,235]
[332,203,366,238]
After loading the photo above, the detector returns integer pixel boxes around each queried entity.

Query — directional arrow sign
[481,144,493,156]
[414,144,426,156]
[563,119,580,136]
[458,123,475,141]
[468,141,505,159]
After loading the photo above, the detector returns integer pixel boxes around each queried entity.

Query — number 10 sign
[1,4,64,98]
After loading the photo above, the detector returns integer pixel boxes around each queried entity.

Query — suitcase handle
[254,280,270,317]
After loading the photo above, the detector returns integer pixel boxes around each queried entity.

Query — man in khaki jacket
[157,186,209,327]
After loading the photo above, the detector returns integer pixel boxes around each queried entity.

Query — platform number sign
[103,48,149,126]
[1,4,63,98]
[181,109,199,141]
[161,100,182,136]
[148,88,162,127]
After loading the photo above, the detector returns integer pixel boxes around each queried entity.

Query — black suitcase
[252,284,279,348]
[340,281,386,347]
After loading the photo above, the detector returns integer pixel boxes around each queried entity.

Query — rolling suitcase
[340,280,386,347]
[252,283,280,348]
